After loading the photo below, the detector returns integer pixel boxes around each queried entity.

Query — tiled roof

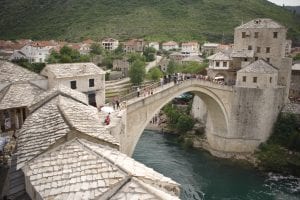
[181,42,198,46]
[202,43,219,47]
[29,85,88,112]
[162,41,178,46]
[41,62,105,78]
[182,55,203,62]
[0,83,44,110]
[208,52,232,61]
[238,59,278,74]
[102,38,118,43]
[236,18,284,29]
[23,138,180,200]
[17,95,119,170]
[0,61,45,83]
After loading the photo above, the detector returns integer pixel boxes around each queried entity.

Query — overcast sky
[268,0,300,6]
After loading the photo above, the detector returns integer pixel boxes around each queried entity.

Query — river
[132,130,300,200]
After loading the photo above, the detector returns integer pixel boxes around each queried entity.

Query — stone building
[101,38,119,51]
[236,59,278,88]
[41,62,105,107]
[289,63,300,101]
[112,58,130,77]
[123,39,145,53]
[162,41,179,51]
[207,18,292,88]
[181,42,200,56]
[201,43,219,56]
[0,61,47,132]
[5,86,180,199]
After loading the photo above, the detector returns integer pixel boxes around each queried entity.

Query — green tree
[293,53,300,61]
[166,60,177,74]
[127,53,146,63]
[47,45,90,63]
[90,43,104,55]
[176,115,195,133]
[114,43,124,55]
[147,67,163,81]
[128,60,146,85]
[143,47,156,62]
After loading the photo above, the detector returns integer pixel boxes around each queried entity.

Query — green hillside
[0,0,300,43]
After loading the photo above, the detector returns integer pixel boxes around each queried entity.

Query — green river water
[133,130,300,200]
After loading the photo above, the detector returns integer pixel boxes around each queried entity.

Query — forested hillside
[0,0,300,42]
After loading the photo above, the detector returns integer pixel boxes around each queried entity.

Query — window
[254,32,259,38]
[248,45,252,50]
[266,58,270,62]
[273,32,278,38]
[89,79,95,87]
[244,58,248,62]
[88,93,96,107]
[266,47,270,53]
[253,77,257,83]
[242,32,246,38]
[223,62,227,67]
[70,81,77,89]
[242,76,246,82]
[269,77,272,83]
[257,47,261,53]
[255,57,258,61]
[216,61,220,67]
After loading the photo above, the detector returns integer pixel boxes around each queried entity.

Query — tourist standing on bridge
[137,87,140,97]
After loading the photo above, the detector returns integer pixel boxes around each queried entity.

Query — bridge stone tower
[214,19,292,156]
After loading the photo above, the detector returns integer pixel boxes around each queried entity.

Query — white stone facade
[102,38,119,51]
[162,41,179,51]
[148,42,159,51]
[181,42,199,56]
[41,63,105,107]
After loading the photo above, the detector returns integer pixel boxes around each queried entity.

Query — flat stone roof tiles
[42,62,105,79]
[235,18,284,29]
[238,59,278,74]
[0,61,45,83]
[23,138,180,200]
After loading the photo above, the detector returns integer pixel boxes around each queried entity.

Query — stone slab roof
[238,59,278,74]
[235,18,285,29]
[0,61,45,83]
[0,82,44,110]
[208,52,232,61]
[41,62,105,79]
[231,49,254,58]
[23,138,180,200]
[29,85,88,112]
[17,95,118,170]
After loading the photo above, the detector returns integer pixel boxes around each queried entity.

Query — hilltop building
[201,43,219,56]
[148,42,160,51]
[123,39,145,53]
[10,41,57,63]
[181,42,200,56]
[102,38,119,51]
[41,62,105,107]
[162,41,179,51]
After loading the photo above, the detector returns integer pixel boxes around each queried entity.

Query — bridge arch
[123,80,233,156]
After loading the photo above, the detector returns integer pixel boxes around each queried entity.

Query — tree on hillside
[127,53,146,63]
[47,46,90,63]
[147,67,163,81]
[166,60,178,74]
[114,43,124,55]
[128,60,146,85]
[90,43,104,55]
[143,47,156,62]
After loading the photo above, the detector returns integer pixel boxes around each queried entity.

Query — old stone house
[112,58,130,77]
[162,41,179,51]
[0,61,47,132]
[289,63,300,101]
[181,42,200,56]
[123,39,145,53]
[102,38,119,51]
[41,62,105,107]
[148,42,160,51]
[201,43,219,56]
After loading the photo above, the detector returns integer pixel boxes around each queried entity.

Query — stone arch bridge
[119,79,285,158]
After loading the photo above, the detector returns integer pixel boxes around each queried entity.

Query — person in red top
[104,113,110,125]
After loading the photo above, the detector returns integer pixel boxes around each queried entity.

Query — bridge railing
[119,81,160,102]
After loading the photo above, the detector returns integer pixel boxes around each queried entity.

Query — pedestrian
[104,113,110,125]
[137,87,140,97]
[116,100,120,110]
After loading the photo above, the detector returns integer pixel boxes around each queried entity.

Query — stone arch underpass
[122,79,236,157]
